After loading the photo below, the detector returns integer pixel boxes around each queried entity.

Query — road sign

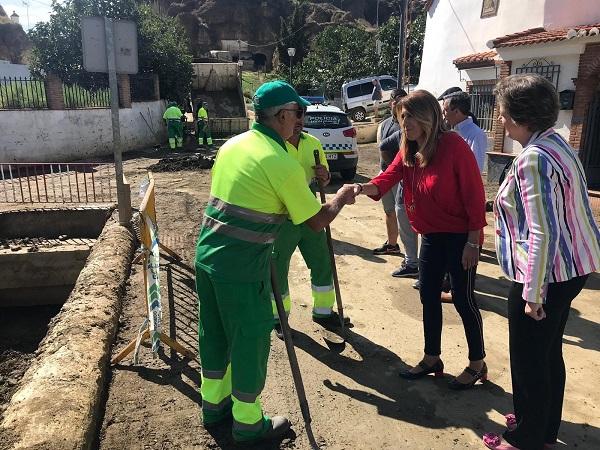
[81,17,138,74]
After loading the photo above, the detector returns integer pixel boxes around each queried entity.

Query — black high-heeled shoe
[399,359,444,380]
[448,363,488,390]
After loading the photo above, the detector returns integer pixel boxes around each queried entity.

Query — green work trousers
[167,119,183,149]
[195,268,273,442]
[197,120,213,146]
[271,220,335,321]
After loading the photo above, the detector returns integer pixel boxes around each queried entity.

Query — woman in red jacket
[351,90,488,389]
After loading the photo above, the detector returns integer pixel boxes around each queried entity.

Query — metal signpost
[81,17,138,224]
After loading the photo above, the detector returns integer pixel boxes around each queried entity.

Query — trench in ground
[0,207,111,414]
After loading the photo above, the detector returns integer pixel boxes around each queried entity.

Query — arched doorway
[253,53,267,71]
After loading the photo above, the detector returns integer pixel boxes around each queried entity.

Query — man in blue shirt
[442,92,488,173]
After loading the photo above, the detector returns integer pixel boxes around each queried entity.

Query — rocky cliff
[157,0,399,63]
[0,4,30,64]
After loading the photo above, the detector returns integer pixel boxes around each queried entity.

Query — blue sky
[3,0,60,30]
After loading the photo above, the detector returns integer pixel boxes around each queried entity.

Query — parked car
[341,75,398,121]
[303,104,358,181]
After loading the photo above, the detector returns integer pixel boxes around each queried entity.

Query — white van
[341,75,398,121]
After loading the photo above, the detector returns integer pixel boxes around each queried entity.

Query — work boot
[312,311,351,327]
[235,416,291,445]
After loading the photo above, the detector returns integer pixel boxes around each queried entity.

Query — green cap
[253,80,311,111]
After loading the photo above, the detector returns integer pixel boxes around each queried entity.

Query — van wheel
[340,167,357,181]
[350,107,366,122]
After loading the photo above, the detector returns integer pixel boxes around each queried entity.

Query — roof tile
[492,23,600,48]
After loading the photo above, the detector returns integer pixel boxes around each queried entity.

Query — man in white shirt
[442,92,488,173]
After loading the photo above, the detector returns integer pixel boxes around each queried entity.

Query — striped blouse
[494,128,600,304]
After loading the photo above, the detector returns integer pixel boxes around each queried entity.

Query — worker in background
[197,101,213,149]
[162,101,184,149]
[194,80,356,445]
[271,112,351,340]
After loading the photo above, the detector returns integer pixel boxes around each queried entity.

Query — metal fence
[63,83,111,109]
[0,163,116,203]
[0,77,48,110]
[470,84,496,134]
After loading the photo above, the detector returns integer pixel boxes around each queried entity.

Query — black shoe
[373,241,401,255]
[273,323,283,340]
[412,279,421,290]
[235,416,291,445]
[448,363,488,390]
[312,311,351,327]
[392,264,419,278]
[399,359,444,380]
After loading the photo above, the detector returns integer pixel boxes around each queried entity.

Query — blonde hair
[394,90,447,167]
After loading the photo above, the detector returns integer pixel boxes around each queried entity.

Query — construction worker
[162,101,184,149]
[194,80,356,445]
[197,101,213,148]
[271,115,350,339]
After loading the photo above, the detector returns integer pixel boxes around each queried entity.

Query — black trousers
[419,233,485,361]
[503,275,589,450]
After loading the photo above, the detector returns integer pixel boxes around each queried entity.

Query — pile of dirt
[148,153,215,172]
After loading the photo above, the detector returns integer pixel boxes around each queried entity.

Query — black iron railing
[0,77,48,109]
[63,83,111,109]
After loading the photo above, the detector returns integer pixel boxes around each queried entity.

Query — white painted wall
[418,0,600,97]
[0,100,167,163]
[0,60,30,78]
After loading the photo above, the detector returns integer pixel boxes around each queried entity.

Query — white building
[0,60,30,78]
[418,0,600,187]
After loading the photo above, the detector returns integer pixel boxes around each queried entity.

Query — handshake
[335,183,363,205]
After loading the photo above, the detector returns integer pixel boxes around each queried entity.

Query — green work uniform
[197,106,213,146]
[194,123,321,442]
[163,105,184,149]
[271,132,335,320]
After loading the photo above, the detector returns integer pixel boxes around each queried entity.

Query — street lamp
[287,47,296,84]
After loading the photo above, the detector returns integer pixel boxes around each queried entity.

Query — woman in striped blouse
[484,74,600,450]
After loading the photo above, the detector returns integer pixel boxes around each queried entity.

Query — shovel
[313,150,347,348]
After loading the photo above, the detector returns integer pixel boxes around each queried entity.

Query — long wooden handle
[313,150,346,333]
[270,261,319,449]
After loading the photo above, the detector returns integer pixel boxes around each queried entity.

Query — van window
[346,84,363,99]
[380,78,397,91]
[304,112,351,129]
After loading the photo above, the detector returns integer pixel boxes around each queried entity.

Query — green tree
[28,0,192,102]
[294,25,378,97]
[275,0,311,72]
[136,5,193,103]
[377,1,427,85]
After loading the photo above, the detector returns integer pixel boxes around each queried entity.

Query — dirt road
[98,144,600,449]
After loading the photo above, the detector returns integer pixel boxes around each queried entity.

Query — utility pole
[22,0,30,29]
[104,18,132,225]
[396,0,408,89]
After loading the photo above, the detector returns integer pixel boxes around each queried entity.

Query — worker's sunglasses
[279,107,306,119]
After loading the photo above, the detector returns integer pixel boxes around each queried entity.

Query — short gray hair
[494,74,559,132]
[255,102,297,124]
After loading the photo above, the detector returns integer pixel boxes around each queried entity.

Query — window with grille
[515,58,560,88]
[469,83,496,133]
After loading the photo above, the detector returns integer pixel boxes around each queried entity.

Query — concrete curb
[0,215,135,450]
